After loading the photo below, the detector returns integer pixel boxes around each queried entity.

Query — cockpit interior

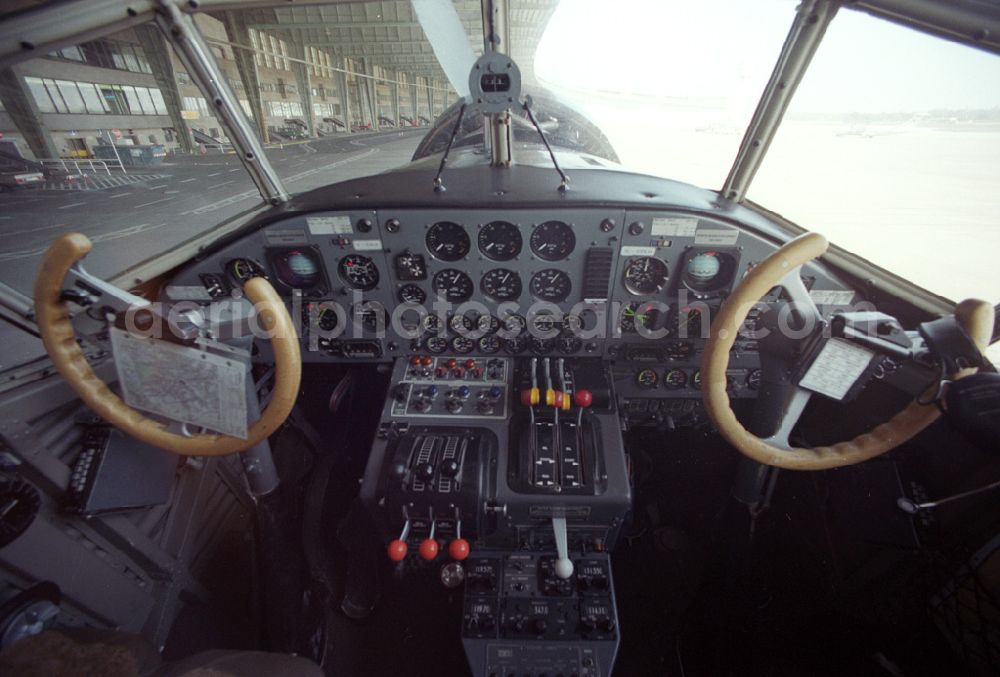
[0,1,998,676]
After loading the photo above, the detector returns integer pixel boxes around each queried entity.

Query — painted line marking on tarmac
[208,180,234,190]
[180,178,197,183]
[57,202,87,210]
[207,172,221,177]
[229,168,242,173]
[109,192,133,198]
[136,197,173,208]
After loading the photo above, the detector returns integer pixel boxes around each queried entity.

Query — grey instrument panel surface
[164,208,855,365]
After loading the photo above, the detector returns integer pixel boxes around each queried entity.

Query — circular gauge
[308,304,339,332]
[338,254,379,291]
[433,269,474,302]
[422,314,444,334]
[452,336,475,353]
[398,283,426,304]
[481,269,522,301]
[478,335,501,353]
[502,314,527,335]
[529,269,571,302]
[450,313,474,334]
[530,313,560,335]
[426,336,449,354]
[226,258,267,284]
[620,301,660,332]
[352,301,387,332]
[746,369,762,390]
[530,221,575,261]
[530,338,555,355]
[664,369,688,390]
[272,248,323,289]
[636,368,659,389]
[478,221,522,261]
[426,221,470,261]
[562,314,583,334]
[557,337,582,354]
[477,314,500,334]
[683,250,737,295]
[623,257,669,295]
[691,370,702,390]
[503,336,528,354]
[672,305,709,339]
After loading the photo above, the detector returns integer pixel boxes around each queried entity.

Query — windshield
[0,0,997,368]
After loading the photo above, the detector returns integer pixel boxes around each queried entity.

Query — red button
[449,538,470,561]
[420,356,433,366]
[464,359,476,370]
[409,356,421,366]
[446,358,457,369]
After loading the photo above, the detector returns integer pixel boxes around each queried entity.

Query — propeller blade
[411,0,476,101]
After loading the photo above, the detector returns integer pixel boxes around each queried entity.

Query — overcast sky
[535,0,1000,114]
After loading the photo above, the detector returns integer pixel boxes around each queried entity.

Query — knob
[417,462,435,481]
[449,538,470,561]
[456,385,470,398]
[390,463,407,480]
[409,355,422,366]
[385,218,401,233]
[452,367,465,378]
[424,385,439,397]
[446,398,463,414]
[420,356,433,366]
[446,358,458,369]
[574,389,593,408]
[488,386,502,399]
[440,459,460,477]
[357,218,373,232]
[388,539,408,562]
[476,400,495,415]
[413,398,431,413]
[533,618,547,635]
[464,358,476,369]
[419,538,439,561]
[471,368,483,379]
[435,367,447,378]
[521,388,540,406]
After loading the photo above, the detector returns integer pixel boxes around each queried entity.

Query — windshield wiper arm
[522,96,569,193]
[432,102,468,193]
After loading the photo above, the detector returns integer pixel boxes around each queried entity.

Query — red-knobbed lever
[388,518,411,562]
[419,513,439,561]
[574,389,593,408]
[449,512,470,561]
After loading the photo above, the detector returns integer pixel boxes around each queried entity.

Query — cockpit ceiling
[239,0,559,84]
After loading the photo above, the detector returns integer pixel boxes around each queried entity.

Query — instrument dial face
[637,368,659,389]
[557,337,582,354]
[503,336,528,354]
[746,369,762,390]
[432,269,474,302]
[477,314,501,334]
[692,370,702,390]
[451,336,475,353]
[395,251,427,280]
[530,221,576,261]
[226,258,267,284]
[481,268,522,301]
[478,221,523,261]
[620,301,660,332]
[623,257,669,295]
[308,304,339,332]
[425,336,449,353]
[478,335,501,353]
[664,369,688,390]
[422,314,443,334]
[272,248,324,290]
[338,254,379,291]
[398,283,426,304]
[352,301,387,332]
[529,269,571,302]
[530,338,556,355]
[450,313,474,334]
[562,314,583,334]
[502,314,527,335]
[426,221,470,261]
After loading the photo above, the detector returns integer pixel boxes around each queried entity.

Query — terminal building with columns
[0,7,470,161]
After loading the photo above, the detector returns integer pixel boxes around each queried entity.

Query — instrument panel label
[353,239,383,251]
[264,228,307,244]
[620,246,656,257]
[652,216,698,237]
[694,228,739,246]
[307,215,352,235]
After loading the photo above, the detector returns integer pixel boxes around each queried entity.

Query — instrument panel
[164,207,856,423]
